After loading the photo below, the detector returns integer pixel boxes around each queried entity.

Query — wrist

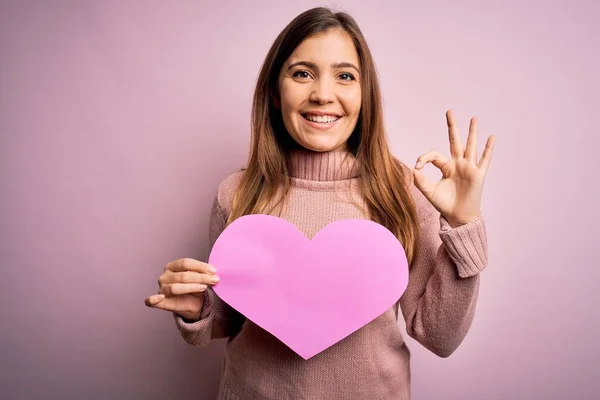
[179,311,202,323]
[445,214,479,228]
[446,218,465,228]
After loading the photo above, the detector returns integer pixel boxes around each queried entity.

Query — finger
[166,258,216,274]
[412,168,438,201]
[160,283,209,297]
[415,150,450,171]
[446,110,464,159]
[477,135,495,176]
[464,116,478,163]
[145,295,181,313]
[173,271,220,285]
[145,294,165,307]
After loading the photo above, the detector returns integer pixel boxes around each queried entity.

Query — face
[277,29,362,152]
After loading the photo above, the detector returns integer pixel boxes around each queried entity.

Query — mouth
[301,113,342,125]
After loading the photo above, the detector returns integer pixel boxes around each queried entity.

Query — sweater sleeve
[172,196,246,347]
[399,188,488,358]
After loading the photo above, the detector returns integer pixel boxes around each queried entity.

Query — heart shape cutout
[209,214,409,360]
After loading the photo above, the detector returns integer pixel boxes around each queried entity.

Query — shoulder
[215,169,245,215]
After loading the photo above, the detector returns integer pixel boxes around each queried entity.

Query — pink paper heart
[209,214,409,360]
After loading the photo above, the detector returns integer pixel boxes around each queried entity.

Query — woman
[145,7,494,400]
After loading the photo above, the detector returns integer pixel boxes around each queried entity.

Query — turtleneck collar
[286,148,359,182]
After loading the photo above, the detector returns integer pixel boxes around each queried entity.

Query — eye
[292,70,311,80]
[338,73,355,81]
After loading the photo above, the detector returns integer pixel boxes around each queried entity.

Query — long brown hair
[228,7,420,265]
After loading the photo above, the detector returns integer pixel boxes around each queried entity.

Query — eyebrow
[287,61,361,74]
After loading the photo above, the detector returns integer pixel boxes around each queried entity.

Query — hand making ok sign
[413,110,496,227]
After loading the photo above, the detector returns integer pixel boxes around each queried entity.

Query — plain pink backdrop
[1,0,598,399]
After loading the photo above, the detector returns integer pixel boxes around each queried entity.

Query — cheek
[339,89,362,116]
[279,83,302,112]
[278,85,302,135]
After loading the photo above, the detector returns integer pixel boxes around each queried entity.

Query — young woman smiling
[145,7,495,400]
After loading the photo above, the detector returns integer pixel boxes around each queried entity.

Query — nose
[309,79,334,104]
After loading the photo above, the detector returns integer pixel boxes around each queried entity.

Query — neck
[286,147,359,182]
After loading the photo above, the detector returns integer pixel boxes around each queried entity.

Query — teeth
[305,114,339,123]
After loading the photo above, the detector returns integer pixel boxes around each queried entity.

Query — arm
[172,196,246,347]
[399,189,488,357]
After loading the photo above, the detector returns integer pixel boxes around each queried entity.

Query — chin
[296,136,346,153]
[300,142,341,153]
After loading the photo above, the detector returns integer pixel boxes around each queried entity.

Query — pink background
[1,0,598,399]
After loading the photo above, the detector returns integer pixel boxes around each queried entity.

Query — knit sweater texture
[173,149,488,400]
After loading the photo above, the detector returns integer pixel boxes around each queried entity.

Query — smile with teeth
[302,114,340,124]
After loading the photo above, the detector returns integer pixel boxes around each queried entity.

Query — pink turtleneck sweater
[173,150,488,400]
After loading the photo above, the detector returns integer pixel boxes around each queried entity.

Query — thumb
[412,168,436,200]
[145,294,166,307]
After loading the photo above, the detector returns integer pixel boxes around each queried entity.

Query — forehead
[287,29,360,67]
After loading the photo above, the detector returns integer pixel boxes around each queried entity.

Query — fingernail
[207,265,217,274]
[210,276,220,284]
[156,294,165,302]
[415,162,421,168]
[196,284,208,291]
